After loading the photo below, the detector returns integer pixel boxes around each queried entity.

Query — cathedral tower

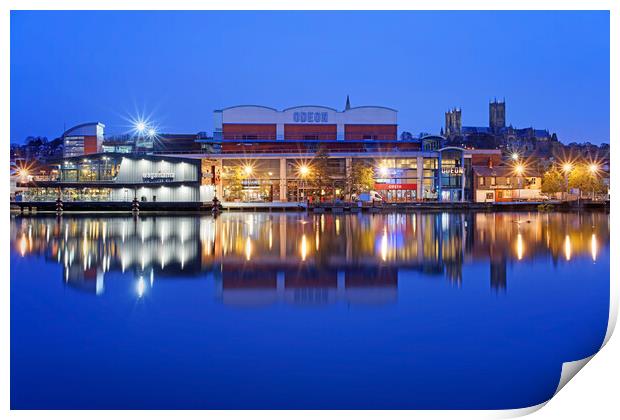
[489,99,506,132]
[445,108,462,137]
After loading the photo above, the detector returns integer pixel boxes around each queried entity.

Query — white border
[1,1,616,419]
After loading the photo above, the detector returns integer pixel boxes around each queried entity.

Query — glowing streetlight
[243,165,253,176]
[18,168,30,180]
[513,163,525,201]
[514,163,525,177]
[562,162,573,173]
[378,164,389,177]
[588,163,600,200]
[135,121,147,134]
[561,162,572,201]
[147,128,157,138]
[298,164,310,178]
[511,152,519,161]
[588,163,599,174]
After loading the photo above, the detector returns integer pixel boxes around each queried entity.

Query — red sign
[374,183,417,191]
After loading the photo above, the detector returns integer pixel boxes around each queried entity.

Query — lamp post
[514,163,525,202]
[562,162,573,201]
[135,121,146,150]
[589,163,599,201]
[299,164,310,204]
[243,165,253,202]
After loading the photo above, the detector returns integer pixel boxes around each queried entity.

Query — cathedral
[442,100,557,154]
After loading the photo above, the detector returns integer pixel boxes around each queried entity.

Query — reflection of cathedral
[11,211,608,301]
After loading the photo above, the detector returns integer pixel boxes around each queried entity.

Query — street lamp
[298,164,311,203]
[514,163,525,201]
[588,163,600,201]
[561,162,573,201]
[243,165,253,176]
[511,152,519,161]
[562,162,573,173]
[135,121,146,134]
[379,164,389,178]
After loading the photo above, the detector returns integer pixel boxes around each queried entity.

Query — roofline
[219,105,279,112]
[347,105,398,112]
[49,152,201,164]
[62,122,105,137]
[282,105,339,112]
[216,105,398,113]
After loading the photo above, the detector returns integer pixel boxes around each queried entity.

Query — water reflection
[10,211,609,301]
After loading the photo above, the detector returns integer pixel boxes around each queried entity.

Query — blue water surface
[10,211,609,409]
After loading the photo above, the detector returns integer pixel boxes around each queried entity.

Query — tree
[568,163,606,198]
[349,160,375,197]
[225,167,244,201]
[309,147,330,200]
[541,168,565,196]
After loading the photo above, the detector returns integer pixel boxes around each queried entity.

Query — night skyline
[10,10,610,144]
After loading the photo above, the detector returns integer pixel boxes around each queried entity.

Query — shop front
[374,182,418,202]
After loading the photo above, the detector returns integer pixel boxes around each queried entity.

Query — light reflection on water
[10,211,610,409]
[10,211,608,299]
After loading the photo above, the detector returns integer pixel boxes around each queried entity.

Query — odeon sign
[441,167,464,175]
[293,111,329,123]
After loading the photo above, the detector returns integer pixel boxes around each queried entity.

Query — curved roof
[421,134,446,140]
[220,105,279,112]
[219,104,398,113]
[347,105,398,112]
[437,146,467,152]
[63,122,105,137]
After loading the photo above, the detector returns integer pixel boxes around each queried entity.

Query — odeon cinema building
[190,103,501,203]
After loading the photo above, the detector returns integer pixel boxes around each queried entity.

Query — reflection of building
[11,211,608,298]
[217,267,399,306]
[63,122,105,158]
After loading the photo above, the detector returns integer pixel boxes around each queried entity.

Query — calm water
[10,211,609,409]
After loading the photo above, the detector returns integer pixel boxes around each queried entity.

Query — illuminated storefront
[16,153,216,204]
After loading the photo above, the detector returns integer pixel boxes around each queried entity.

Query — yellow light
[243,165,253,176]
[516,233,524,260]
[562,162,573,173]
[511,153,519,161]
[514,164,525,176]
[300,234,308,261]
[245,236,252,261]
[564,235,572,261]
[380,228,388,262]
[299,164,310,177]
[19,233,27,256]
[589,163,599,174]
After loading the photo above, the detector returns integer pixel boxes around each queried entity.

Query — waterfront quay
[11,103,610,213]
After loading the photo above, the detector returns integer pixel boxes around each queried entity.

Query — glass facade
[60,157,120,182]
[439,149,466,202]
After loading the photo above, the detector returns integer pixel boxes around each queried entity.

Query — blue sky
[10,10,609,144]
